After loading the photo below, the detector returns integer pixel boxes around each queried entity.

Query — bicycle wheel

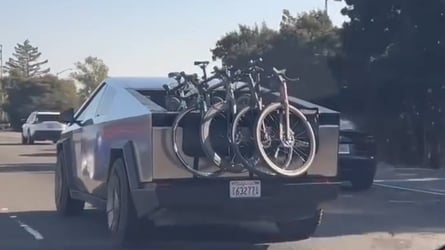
[172,106,223,177]
[236,94,251,110]
[254,103,316,177]
[231,106,277,176]
[200,102,246,173]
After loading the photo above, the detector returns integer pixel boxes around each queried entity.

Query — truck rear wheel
[276,209,323,241]
[350,168,376,191]
[107,158,154,247]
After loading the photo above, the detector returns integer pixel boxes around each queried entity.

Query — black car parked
[338,119,377,191]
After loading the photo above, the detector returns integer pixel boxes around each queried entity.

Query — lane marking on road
[375,183,445,196]
[8,215,44,240]
[16,220,44,240]
[389,168,439,171]
[388,200,417,203]
[374,177,445,183]
[1,208,8,212]
[428,188,445,193]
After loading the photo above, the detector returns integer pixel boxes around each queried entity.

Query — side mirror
[60,108,75,124]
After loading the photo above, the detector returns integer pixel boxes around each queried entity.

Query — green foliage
[71,56,109,101]
[212,23,277,68]
[336,0,445,167]
[3,75,79,130]
[211,9,339,100]
[4,39,50,79]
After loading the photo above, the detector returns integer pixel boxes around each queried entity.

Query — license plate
[339,144,350,154]
[229,180,261,198]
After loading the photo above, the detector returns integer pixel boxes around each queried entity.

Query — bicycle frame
[277,74,293,145]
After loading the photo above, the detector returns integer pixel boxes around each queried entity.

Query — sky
[0,0,348,77]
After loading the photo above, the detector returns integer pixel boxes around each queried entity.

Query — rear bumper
[32,130,62,141]
[338,155,377,180]
[131,178,339,223]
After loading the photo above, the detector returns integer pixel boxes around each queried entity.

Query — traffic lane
[319,186,445,237]
[376,162,445,180]
[0,130,444,250]
[1,168,445,250]
[374,162,445,198]
[0,132,56,165]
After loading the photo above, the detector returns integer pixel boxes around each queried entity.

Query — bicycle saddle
[168,72,181,78]
[194,61,210,67]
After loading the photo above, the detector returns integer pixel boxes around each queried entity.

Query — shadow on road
[0,209,272,250]
[19,152,57,157]
[41,148,57,152]
[0,142,23,146]
[0,163,54,173]
[0,142,53,146]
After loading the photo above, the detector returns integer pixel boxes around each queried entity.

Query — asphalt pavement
[0,131,444,250]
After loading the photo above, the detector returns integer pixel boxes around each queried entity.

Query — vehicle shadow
[19,152,57,157]
[0,163,54,173]
[0,142,53,146]
[0,142,23,146]
[0,209,272,250]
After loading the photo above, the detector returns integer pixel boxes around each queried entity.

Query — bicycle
[199,65,251,174]
[163,72,192,111]
[231,59,317,177]
[169,69,233,177]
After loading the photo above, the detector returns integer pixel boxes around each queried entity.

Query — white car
[21,111,67,144]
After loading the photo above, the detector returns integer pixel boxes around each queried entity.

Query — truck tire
[350,168,376,191]
[276,209,323,241]
[107,158,154,247]
[21,134,27,144]
[55,151,85,216]
[27,130,34,145]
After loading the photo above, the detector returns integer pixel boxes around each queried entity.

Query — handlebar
[248,57,263,67]
[271,67,299,82]
[180,71,199,82]
[163,81,187,93]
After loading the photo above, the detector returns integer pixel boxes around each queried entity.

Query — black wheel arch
[56,138,77,190]
[107,140,159,218]
[107,140,141,191]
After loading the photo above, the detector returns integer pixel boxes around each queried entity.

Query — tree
[4,39,50,79]
[2,75,79,130]
[212,23,277,68]
[211,10,339,101]
[71,56,109,101]
[336,0,445,167]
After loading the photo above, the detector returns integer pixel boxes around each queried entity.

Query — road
[0,131,444,250]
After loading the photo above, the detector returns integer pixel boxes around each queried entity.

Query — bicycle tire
[231,106,277,177]
[200,102,246,173]
[172,106,223,177]
[235,94,251,110]
[254,103,317,177]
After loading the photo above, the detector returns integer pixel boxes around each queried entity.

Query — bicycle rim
[200,102,246,173]
[254,103,317,177]
[231,106,277,177]
[172,106,223,177]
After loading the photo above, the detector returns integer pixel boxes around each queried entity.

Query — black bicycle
[199,65,251,174]
[169,68,232,177]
